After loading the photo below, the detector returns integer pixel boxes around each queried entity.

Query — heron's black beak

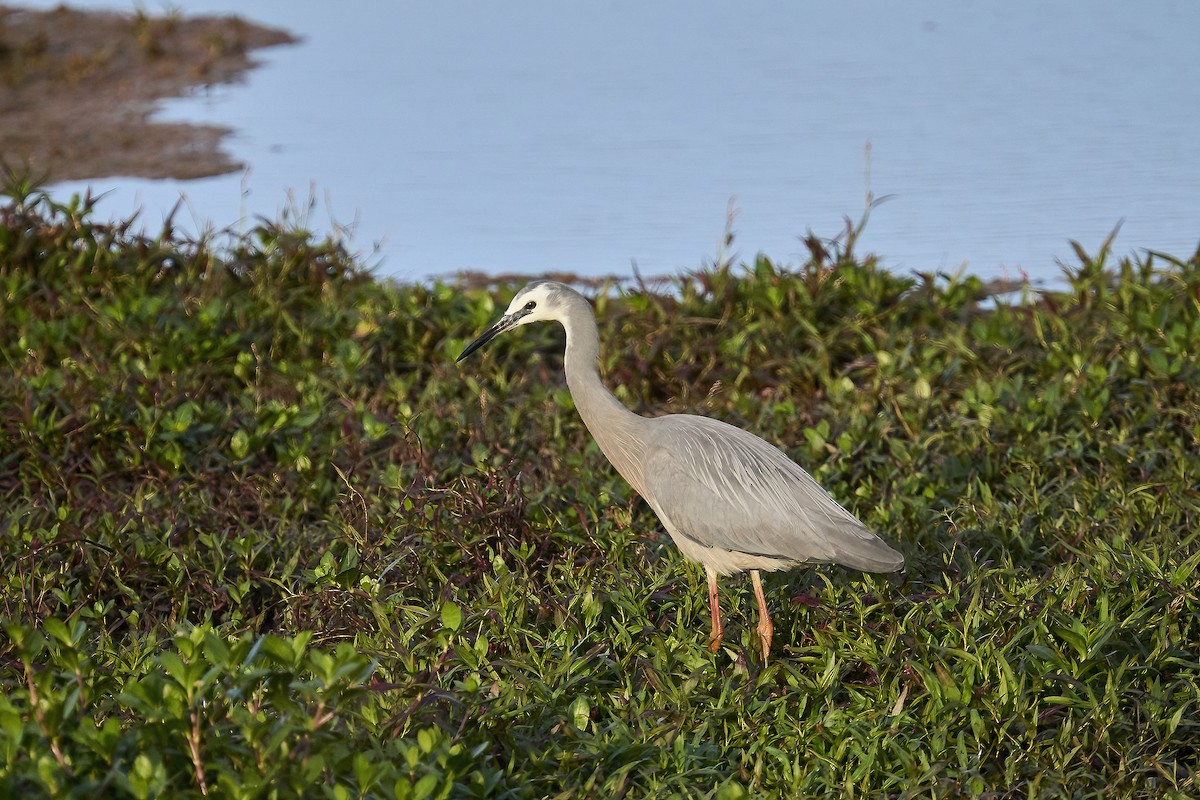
[456,312,521,363]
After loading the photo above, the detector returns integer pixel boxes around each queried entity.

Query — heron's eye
[524,301,536,311]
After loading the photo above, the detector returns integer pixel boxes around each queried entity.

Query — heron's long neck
[560,301,650,497]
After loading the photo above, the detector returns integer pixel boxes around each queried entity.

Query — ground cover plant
[1,180,1198,798]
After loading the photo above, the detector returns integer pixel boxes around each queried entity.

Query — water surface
[27,1,1200,284]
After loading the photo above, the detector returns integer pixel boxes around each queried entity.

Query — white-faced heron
[458,280,903,660]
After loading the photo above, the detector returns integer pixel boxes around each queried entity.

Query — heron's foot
[706,566,723,654]
[756,616,773,662]
[749,569,774,662]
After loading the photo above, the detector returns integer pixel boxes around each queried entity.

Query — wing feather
[641,415,902,572]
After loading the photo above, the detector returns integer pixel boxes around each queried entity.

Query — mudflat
[0,4,294,180]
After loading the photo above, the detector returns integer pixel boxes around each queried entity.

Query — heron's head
[456,281,576,362]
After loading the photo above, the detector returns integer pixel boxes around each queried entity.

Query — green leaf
[42,618,71,646]
[230,429,250,458]
[159,651,190,689]
[569,695,590,730]
[412,774,439,800]
[441,601,462,633]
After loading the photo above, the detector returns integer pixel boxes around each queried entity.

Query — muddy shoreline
[0,4,294,181]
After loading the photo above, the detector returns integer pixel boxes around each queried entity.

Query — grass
[0,180,1198,799]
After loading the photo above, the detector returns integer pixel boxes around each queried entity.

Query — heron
[457,280,903,660]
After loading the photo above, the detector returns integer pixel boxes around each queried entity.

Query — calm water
[24,1,1200,284]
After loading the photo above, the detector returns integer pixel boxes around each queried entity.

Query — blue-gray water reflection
[29,1,1200,284]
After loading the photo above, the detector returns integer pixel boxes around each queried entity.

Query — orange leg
[706,566,723,653]
[750,569,773,662]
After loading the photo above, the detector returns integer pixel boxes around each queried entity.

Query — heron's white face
[501,281,563,328]
[456,281,573,362]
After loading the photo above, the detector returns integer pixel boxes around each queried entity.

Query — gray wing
[641,415,903,572]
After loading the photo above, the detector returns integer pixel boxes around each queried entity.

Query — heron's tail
[829,533,905,573]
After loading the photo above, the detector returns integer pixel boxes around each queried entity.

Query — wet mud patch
[0,4,294,180]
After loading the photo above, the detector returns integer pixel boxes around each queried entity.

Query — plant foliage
[1,184,1198,798]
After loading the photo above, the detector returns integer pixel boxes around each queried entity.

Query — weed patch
[2,184,1198,797]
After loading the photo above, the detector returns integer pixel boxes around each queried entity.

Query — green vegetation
[1,181,1198,798]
